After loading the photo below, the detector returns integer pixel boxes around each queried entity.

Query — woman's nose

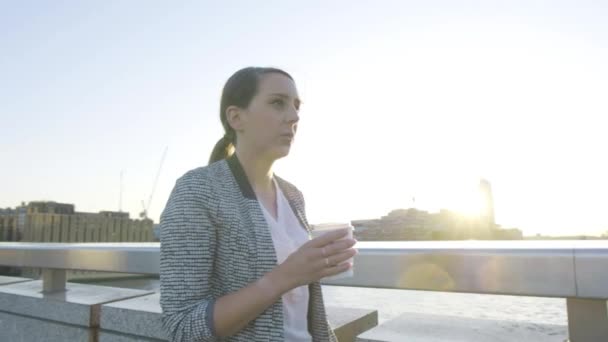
[286,107,299,123]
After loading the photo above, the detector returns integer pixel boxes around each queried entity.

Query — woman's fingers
[327,248,357,266]
[320,238,357,257]
[315,248,357,270]
[320,261,352,278]
[288,229,357,285]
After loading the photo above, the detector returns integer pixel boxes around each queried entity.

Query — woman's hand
[272,228,358,292]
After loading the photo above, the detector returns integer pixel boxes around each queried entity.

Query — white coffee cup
[310,222,355,280]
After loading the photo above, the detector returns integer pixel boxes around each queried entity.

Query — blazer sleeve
[159,173,218,342]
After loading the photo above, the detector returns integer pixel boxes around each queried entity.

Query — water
[91,277,567,326]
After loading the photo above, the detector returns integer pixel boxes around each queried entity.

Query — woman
[159,67,358,341]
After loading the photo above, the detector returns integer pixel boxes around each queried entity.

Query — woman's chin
[272,145,292,159]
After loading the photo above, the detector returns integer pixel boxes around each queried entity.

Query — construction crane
[140,146,168,220]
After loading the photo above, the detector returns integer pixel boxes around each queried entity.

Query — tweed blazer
[159,153,338,342]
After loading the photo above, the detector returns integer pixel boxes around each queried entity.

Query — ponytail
[208,134,234,165]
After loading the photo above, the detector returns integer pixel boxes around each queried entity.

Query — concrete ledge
[99,330,165,342]
[101,293,166,340]
[0,275,33,285]
[0,281,154,342]
[0,311,90,341]
[356,312,568,342]
[69,272,153,283]
[327,306,378,342]
[0,280,154,325]
[100,294,378,342]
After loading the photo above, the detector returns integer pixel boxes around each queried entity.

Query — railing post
[41,268,67,293]
[567,298,608,341]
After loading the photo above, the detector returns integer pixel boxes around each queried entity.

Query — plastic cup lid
[311,222,353,231]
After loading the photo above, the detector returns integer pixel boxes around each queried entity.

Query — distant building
[352,207,522,241]
[479,178,495,228]
[153,224,161,241]
[99,211,130,219]
[26,201,75,215]
[0,212,18,242]
[353,208,446,241]
[493,227,524,240]
[0,201,154,243]
[1,201,157,279]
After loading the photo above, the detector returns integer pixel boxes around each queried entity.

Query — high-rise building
[479,178,495,228]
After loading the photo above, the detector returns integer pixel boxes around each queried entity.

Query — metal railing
[1,240,607,341]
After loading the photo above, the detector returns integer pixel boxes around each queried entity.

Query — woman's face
[237,73,301,160]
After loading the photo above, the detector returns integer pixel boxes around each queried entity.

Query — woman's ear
[226,105,245,132]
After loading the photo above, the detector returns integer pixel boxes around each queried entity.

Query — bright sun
[451,192,483,218]
[442,179,491,220]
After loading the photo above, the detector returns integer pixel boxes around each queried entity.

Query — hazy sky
[2,1,607,236]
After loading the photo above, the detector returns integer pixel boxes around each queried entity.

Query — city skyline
[2,2,608,236]
[3,193,605,239]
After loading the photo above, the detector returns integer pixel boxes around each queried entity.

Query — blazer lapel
[227,153,311,236]
[274,176,312,237]
[226,153,256,200]
[225,154,333,340]
[225,154,286,338]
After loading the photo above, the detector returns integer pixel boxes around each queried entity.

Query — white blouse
[258,177,312,342]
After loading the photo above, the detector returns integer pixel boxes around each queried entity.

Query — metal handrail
[1,240,607,341]
[0,240,606,298]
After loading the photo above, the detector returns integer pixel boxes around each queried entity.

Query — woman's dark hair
[208,67,294,164]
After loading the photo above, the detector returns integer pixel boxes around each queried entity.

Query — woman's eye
[272,99,285,107]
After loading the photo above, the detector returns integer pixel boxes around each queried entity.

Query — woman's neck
[234,147,274,194]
